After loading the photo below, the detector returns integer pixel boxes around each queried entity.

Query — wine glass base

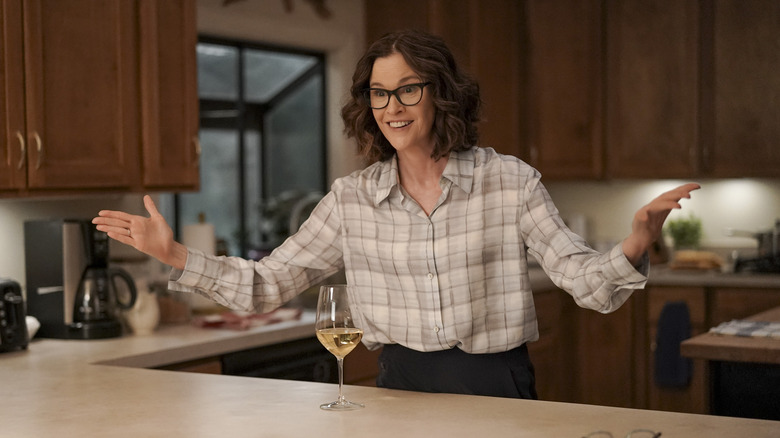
[320,400,364,411]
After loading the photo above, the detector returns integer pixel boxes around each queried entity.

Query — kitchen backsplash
[2,178,780,293]
[545,178,780,250]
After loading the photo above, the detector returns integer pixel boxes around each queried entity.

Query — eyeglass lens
[366,84,425,109]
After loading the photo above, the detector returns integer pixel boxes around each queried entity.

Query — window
[162,38,327,258]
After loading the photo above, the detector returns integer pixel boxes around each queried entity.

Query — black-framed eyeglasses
[583,430,661,438]
[363,82,432,109]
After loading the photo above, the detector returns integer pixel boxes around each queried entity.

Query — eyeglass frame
[362,82,432,110]
[582,429,661,438]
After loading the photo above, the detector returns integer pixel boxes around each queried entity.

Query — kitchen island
[2,309,779,438]
[682,306,780,421]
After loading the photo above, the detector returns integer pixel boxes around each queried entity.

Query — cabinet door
[140,0,199,190]
[605,0,699,178]
[575,297,637,408]
[704,0,780,177]
[22,0,140,189]
[711,288,780,324]
[527,290,576,402]
[525,0,604,179]
[0,0,26,190]
[644,286,708,414]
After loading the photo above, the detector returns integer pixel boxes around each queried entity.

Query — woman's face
[369,52,436,156]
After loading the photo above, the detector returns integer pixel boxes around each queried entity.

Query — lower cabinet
[641,286,708,414]
[531,284,780,413]
[527,290,577,402]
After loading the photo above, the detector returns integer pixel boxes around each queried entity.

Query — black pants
[376,343,538,399]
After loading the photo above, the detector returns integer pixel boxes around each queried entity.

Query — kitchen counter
[680,306,780,420]
[681,306,780,364]
[528,264,780,293]
[2,310,780,437]
[648,266,780,288]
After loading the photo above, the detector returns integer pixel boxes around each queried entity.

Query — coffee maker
[25,219,137,339]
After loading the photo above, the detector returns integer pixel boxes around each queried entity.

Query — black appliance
[221,336,337,383]
[0,279,28,352]
[24,219,137,339]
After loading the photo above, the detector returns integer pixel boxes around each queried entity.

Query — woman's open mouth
[388,121,412,128]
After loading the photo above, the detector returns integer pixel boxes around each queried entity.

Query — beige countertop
[3,309,780,437]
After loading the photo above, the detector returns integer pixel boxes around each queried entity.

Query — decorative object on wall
[222,0,332,19]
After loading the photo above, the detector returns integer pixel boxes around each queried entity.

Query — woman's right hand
[92,195,188,270]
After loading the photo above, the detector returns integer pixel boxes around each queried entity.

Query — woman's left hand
[622,183,701,266]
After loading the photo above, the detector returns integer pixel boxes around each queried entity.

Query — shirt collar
[374,147,475,206]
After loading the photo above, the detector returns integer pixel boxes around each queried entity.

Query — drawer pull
[33,132,43,169]
[15,131,25,169]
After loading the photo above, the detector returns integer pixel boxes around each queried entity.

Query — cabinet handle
[33,132,43,170]
[15,131,26,170]
[193,136,201,165]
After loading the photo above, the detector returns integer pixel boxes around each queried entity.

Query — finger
[667,183,701,199]
[143,195,161,217]
[97,209,137,222]
[92,217,131,229]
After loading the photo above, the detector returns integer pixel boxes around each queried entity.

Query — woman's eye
[371,90,387,98]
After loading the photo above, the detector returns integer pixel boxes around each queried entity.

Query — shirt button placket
[426,220,444,342]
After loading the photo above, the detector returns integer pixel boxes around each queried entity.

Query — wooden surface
[681,306,780,364]
[3,316,779,438]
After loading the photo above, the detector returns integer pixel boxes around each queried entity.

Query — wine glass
[315,284,364,410]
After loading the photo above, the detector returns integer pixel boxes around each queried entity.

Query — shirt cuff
[606,244,649,287]
[167,248,219,293]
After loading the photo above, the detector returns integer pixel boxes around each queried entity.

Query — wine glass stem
[337,356,345,404]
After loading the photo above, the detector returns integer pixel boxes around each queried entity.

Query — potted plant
[664,214,702,250]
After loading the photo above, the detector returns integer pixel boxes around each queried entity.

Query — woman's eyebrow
[369,75,421,88]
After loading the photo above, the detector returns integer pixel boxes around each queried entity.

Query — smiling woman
[93,29,700,403]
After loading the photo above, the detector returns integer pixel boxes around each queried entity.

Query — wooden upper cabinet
[0,0,198,197]
[22,0,140,189]
[140,0,200,190]
[605,0,700,178]
[704,0,780,177]
[0,0,26,191]
[525,0,604,179]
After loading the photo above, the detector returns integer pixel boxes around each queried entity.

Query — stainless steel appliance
[24,219,137,339]
[732,219,780,274]
[0,279,28,352]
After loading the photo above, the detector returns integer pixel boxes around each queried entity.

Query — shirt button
[434,326,440,333]
[427,273,434,279]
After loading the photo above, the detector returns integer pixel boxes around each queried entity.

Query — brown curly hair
[341,29,481,164]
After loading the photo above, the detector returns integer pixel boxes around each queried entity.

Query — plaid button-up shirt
[170,147,648,353]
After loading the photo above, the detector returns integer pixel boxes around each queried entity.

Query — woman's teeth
[389,121,411,128]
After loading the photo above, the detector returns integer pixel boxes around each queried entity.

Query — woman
[93,29,699,399]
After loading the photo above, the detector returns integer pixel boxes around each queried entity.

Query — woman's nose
[385,94,404,113]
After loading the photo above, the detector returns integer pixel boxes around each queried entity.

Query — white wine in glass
[315,284,364,410]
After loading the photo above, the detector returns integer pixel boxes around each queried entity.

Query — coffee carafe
[71,266,137,338]
[68,222,137,339]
